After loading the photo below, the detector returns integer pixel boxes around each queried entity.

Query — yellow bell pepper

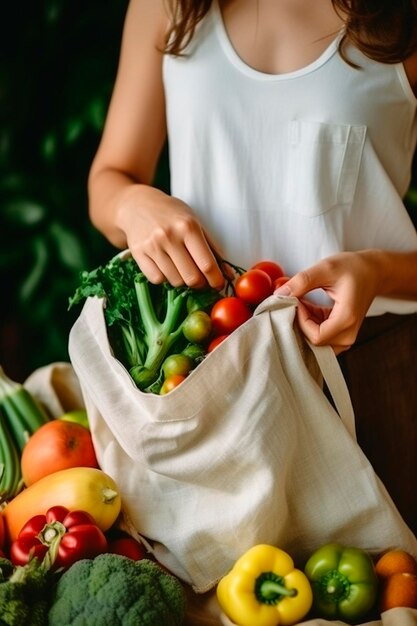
[217,544,313,626]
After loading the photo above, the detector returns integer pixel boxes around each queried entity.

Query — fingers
[274,267,326,299]
[296,300,358,353]
[131,222,225,289]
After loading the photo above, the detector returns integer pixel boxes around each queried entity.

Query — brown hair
[164,0,417,63]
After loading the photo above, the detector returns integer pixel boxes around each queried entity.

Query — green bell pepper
[304,543,378,623]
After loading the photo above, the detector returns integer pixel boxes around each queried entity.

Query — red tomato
[251,260,285,282]
[235,269,273,306]
[273,276,290,290]
[160,374,186,395]
[108,535,147,561]
[210,297,252,335]
[207,335,228,352]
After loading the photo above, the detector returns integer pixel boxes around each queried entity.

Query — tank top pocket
[285,120,366,216]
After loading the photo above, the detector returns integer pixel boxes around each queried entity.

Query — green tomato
[182,310,212,344]
[162,354,194,379]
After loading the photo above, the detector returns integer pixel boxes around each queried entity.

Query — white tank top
[163,1,417,313]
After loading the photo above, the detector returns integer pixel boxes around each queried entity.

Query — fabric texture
[163,1,417,314]
[68,293,417,593]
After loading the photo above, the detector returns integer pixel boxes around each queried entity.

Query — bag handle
[307,342,357,440]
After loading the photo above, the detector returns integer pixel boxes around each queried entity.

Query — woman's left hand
[274,251,380,354]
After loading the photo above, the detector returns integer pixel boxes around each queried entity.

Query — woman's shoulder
[124,0,170,47]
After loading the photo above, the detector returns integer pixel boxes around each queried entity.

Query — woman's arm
[276,249,417,353]
[88,0,225,289]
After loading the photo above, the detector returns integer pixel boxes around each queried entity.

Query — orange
[380,572,417,612]
[375,549,417,579]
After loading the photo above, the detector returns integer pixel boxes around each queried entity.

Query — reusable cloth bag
[68,293,417,594]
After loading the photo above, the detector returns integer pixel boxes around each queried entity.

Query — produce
[273,276,290,290]
[20,419,98,486]
[2,467,121,543]
[162,353,194,379]
[0,556,54,626]
[235,268,273,306]
[0,409,22,503]
[59,409,90,430]
[0,366,50,452]
[379,572,417,612]
[210,296,252,335]
[69,254,288,393]
[48,553,186,626]
[107,533,147,561]
[160,374,187,395]
[375,549,417,612]
[251,261,285,282]
[0,366,50,502]
[375,549,417,578]
[0,512,4,550]
[217,544,313,626]
[182,309,212,344]
[207,334,228,352]
[10,506,108,570]
[304,543,378,623]
[69,254,221,392]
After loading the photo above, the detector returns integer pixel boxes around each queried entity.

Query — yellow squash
[3,466,122,542]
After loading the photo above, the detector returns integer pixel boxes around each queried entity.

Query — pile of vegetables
[68,253,288,394]
[0,550,186,626]
[0,360,187,625]
[217,543,417,626]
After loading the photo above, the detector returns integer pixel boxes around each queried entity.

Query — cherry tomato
[207,335,228,352]
[160,374,187,395]
[235,269,273,306]
[251,260,285,282]
[210,297,252,335]
[108,535,147,561]
[182,310,212,344]
[273,276,290,290]
[162,354,194,379]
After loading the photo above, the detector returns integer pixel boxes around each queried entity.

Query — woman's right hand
[116,184,225,289]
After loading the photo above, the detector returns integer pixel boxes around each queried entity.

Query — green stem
[255,572,298,605]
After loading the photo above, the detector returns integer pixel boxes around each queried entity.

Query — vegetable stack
[69,254,221,393]
[0,367,50,502]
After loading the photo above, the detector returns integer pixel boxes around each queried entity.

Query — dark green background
[1,1,416,383]
[0,0,168,382]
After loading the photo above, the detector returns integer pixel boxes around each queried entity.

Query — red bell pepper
[10,505,108,570]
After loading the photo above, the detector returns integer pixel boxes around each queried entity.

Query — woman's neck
[219,0,344,74]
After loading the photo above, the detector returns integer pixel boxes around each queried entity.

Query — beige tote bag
[68,294,417,594]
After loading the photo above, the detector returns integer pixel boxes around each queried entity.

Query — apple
[60,409,90,430]
[21,419,99,486]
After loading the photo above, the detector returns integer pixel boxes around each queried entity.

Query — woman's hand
[116,184,225,289]
[275,251,381,354]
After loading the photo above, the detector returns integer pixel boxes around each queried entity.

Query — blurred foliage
[0,0,169,381]
[0,1,416,381]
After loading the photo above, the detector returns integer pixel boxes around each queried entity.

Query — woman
[88,0,417,530]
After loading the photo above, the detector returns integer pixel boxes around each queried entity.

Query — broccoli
[69,254,220,392]
[0,557,53,626]
[48,554,187,626]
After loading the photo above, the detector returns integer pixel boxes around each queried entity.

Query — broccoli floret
[0,558,52,626]
[48,554,186,626]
